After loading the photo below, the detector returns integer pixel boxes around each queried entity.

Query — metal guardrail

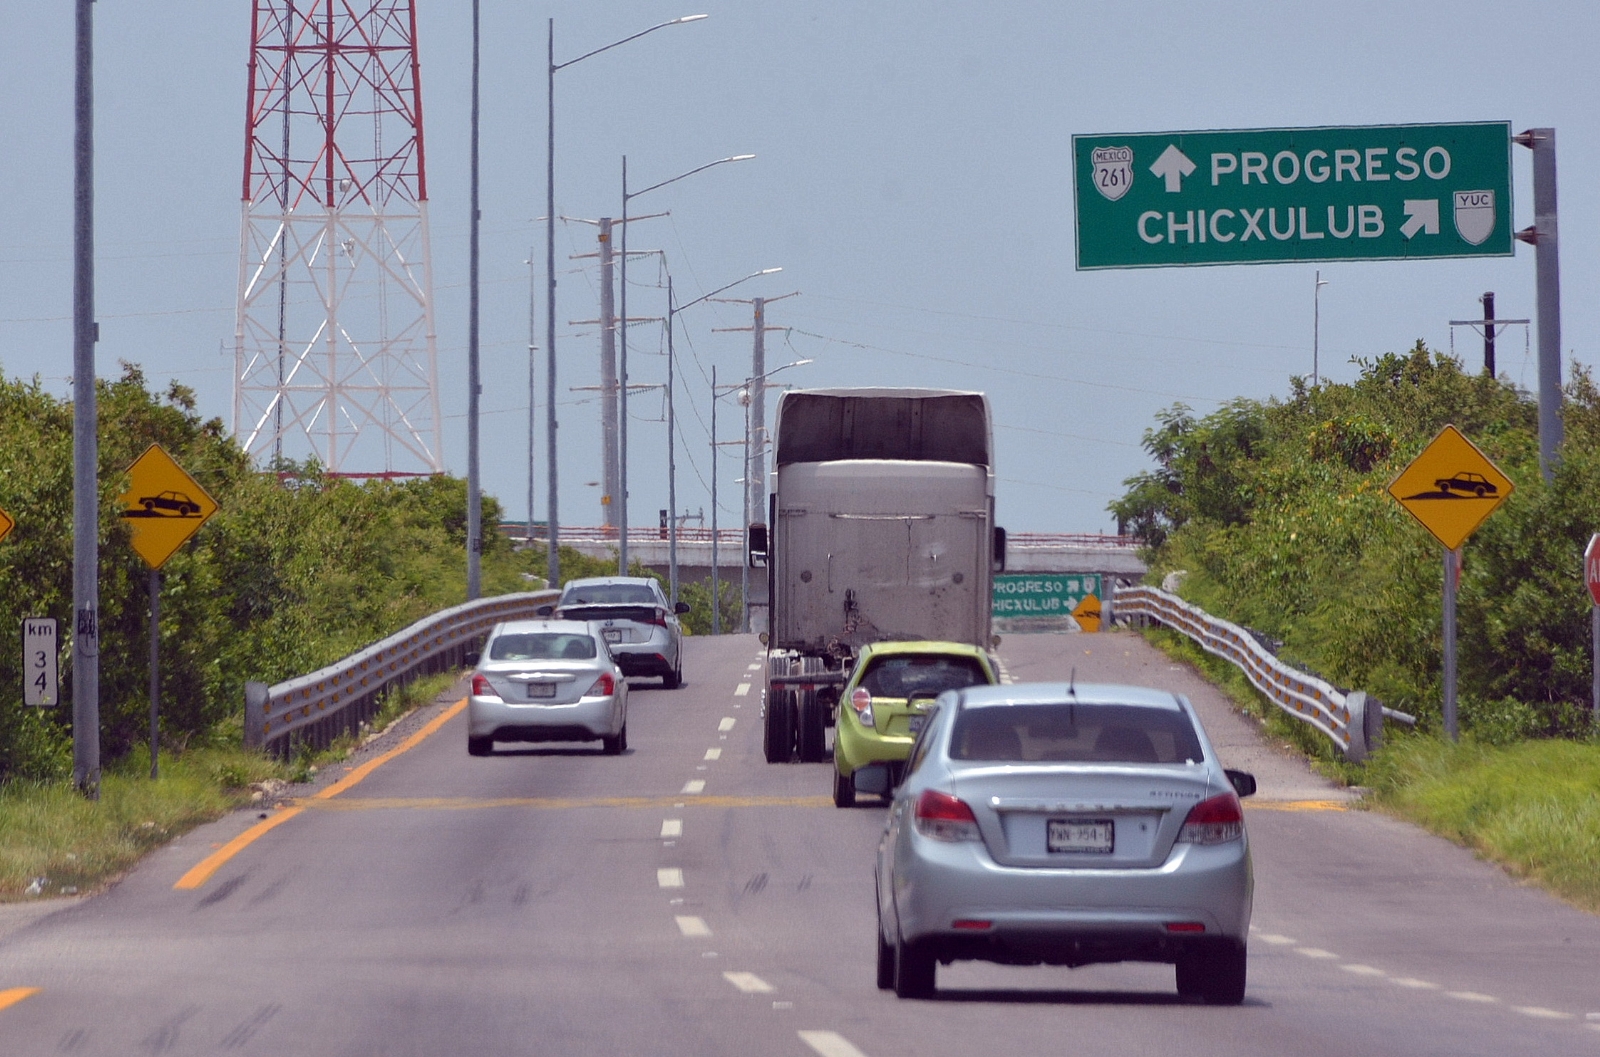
[244,590,560,756]
[1113,584,1390,761]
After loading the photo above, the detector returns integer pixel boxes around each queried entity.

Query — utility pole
[526,250,537,544]
[598,218,618,530]
[1481,292,1496,377]
[72,0,100,797]
[466,0,482,600]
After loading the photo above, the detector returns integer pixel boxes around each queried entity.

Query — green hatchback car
[832,641,998,807]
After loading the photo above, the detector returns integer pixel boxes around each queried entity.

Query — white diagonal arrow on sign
[1401,199,1440,238]
[1149,145,1196,193]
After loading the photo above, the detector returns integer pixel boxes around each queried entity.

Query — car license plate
[908,714,927,734]
[1047,818,1114,854]
[603,629,623,643]
[526,682,556,700]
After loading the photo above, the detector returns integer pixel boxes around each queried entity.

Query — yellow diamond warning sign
[0,506,13,546]
[1387,424,1513,551]
[117,445,218,569]
[1072,594,1102,634]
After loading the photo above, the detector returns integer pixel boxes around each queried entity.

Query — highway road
[1,630,1598,1056]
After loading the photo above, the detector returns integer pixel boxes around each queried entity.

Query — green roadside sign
[1074,122,1513,269]
[993,574,1102,620]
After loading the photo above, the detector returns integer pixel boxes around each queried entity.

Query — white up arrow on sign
[1149,145,1196,192]
[1401,198,1440,238]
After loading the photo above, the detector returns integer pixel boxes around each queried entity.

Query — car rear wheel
[661,663,681,690]
[1176,943,1246,1005]
[893,935,935,999]
[832,766,855,808]
[467,736,493,757]
[602,723,627,755]
[764,689,795,763]
[876,922,895,990]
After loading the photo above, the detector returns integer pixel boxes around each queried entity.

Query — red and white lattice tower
[232,1,442,476]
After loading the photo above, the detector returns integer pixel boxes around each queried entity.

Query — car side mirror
[1224,769,1257,798]
[464,650,481,667]
[674,601,691,615]
[536,604,554,617]
[993,526,1007,572]
[747,523,769,567]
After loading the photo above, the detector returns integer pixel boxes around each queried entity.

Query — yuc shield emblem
[1453,189,1495,246]
[1091,146,1134,202]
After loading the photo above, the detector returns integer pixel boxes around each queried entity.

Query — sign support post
[1514,129,1561,483]
[1443,548,1460,740]
[148,570,160,780]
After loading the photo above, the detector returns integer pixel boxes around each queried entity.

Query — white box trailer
[752,388,1004,763]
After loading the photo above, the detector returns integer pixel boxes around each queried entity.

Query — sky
[2,1,1597,535]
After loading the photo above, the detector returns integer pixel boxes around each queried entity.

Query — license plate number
[603,629,623,643]
[526,682,556,699]
[1048,818,1113,854]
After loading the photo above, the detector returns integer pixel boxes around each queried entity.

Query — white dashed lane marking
[1294,948,1339,959]
[722,971,774,994]
[704,748,721,761]
[1515,1007,1574,1020]
[681,779,706,795]
[660,819,682,838]
[1390,978,1440,990]
[718,717,736,731]
[657,868,684,889]
[1341,964,1385,977]
[1254,933,1296,945]
[799,1031,871,1057]
[733,683,751,697]
[675,916,712,937]
[746,663,762,671]
[1446,991,1498,1003]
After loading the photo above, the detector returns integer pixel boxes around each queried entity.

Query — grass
[0,671,460,902]
[1140,624,1600,914]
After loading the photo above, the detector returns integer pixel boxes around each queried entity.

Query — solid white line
[722,971,774,994]
[733,683,751,697]
[657,868,684,889]
[1514,1006,1573,1020]
[1294,947,1339,959]
[719,717,736,731]
[1341,964,1385,977]
[681,779,706,794]
[704,748,722,761]
[798,1030,870,1057]
[660,819,682,838]
[675,915,712,937]
[1446,991,1498,1003]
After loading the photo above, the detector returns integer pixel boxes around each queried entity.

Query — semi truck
[751,388,1004,763]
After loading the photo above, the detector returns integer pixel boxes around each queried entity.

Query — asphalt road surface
[1,630,1598,1056]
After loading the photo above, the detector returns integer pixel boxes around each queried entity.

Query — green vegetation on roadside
[1114,341,1600,912]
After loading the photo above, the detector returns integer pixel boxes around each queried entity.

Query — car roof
[951,682,1184,711]
[858,640,990,660]
[560,577,657,589]
[492,619,595,635]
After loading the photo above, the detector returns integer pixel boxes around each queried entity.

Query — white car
[876,682,1255,1002]
[467,620,629,755]
[548,577,689,688]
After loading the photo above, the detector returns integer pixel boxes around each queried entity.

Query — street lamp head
[727,154,756,162]
[758,267,783,275]
[672,14,710,23]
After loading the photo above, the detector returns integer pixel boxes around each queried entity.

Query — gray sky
[2,1,1596,533]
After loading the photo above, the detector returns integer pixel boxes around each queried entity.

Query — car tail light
[850,687,875,729]
[1165,922,1206,933]
[1178,792,1244,845]
[952,919,992,930]
[584,672,616,698]
[644,608,668,627]
[914,789,981,842]
[471,674,500,699]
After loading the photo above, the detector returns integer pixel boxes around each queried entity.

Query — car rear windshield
[489,633,597,661]
[950,703,1204,764]
[859,655,989,700]
[561,584,656,605]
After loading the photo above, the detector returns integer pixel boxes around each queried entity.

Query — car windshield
[859,655,988,699]
[561,584,656,605]
[950,703,1204,764]
[489,633,597,661]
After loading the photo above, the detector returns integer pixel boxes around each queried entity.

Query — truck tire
[764,688,795,763]
[797,690,828,762]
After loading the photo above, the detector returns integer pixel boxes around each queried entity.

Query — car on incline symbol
[1432,472,1497,497]
[124,490,201,517]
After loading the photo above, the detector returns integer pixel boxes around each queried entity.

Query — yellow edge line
[1245,799,1349,812]
[173,697,467,890]
[0,987,41,1011]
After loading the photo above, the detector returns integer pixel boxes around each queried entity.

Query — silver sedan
[875,682,1255,1002]
[467,620,629,756]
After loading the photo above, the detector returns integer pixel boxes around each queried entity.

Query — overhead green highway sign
[1074,122,1512,269]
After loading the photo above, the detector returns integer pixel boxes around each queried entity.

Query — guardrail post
[244,681,269,750]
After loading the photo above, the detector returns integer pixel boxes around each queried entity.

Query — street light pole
[467,0,481,600]
[1313,270,1328,387]
[546,14,706,587]
[618,152,754,575]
